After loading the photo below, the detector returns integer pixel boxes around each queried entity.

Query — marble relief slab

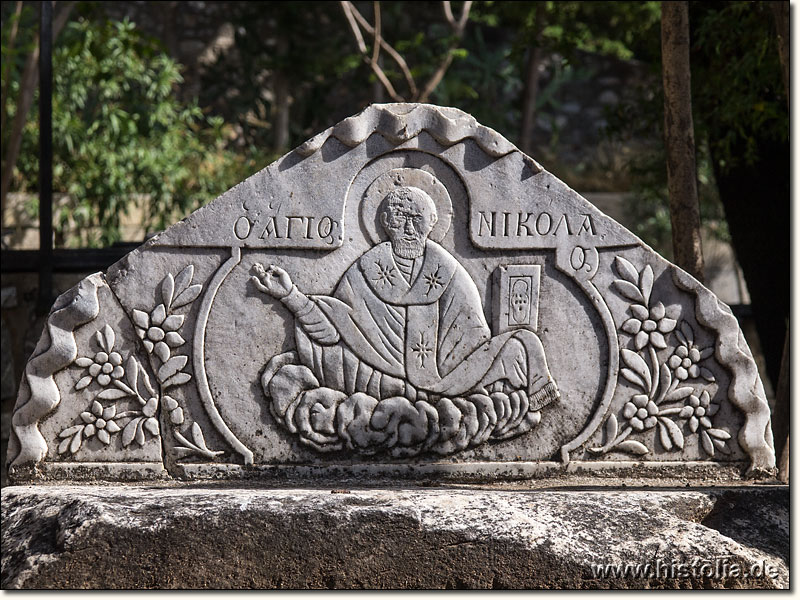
[7,104,775,482]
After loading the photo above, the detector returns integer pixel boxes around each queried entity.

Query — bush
[10,17,273,247]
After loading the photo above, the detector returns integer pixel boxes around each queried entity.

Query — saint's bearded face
[380,187,438,259]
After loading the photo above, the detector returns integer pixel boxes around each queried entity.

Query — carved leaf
[621,349,652,391]
[614,256,640,285]
[612,280,644,304]
[154,342,170,363]
[661,417,684,449]
[664,387,694,402]
[700,430,715,456]
[122,417,142,447]
[158,355,188,382]
[140,368,156,397]
[132,309,149,329]
[59,425,84,438]
[97,388,129,400]
[605,414,618,445]
[69,431,82,454]
[192,421,208,450]
[114,380,135,396]
[639,265,654,305]
[172,284,202,309]
[174,265,194,295]
[75,376,93,390]
[713,439,731,454]
[96,330,108,353]
[75,357,93,368]
[700,368,716,382]
[103,324,115,352]
[58,437,71,454]
[164,332,185,348]
[616,440,649,455]
[161,314,184,332]
[659,362,672,398]
[707,428,731,440]
[162,273,175,309]
[658,421,672,451]
[620,368,645,390]
[125,355,138,390]
[135,421,146,446]
[680,321,694,344]
[163,372,192,389]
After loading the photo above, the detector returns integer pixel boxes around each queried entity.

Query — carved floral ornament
[6,103,775,480]
[589,257,729,458]
[57,266,221,460]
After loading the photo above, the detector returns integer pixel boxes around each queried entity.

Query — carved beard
[390,236,425,259]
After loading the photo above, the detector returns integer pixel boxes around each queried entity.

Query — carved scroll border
[9,274,102,472]
[672,268,776,475]
[192,246,254,465]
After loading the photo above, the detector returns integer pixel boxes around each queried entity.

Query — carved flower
[622,393,659,431]
[621,301,678,350]
[679,390,718,432]
[669,322,715,381]
[132,304,185,362]
[74,325,124,389]
[80,400,121,444]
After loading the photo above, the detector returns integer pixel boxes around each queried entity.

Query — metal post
[37,0,53,315]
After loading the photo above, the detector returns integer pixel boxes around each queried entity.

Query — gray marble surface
[6,103,775,483]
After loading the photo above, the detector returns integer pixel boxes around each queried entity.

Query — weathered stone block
[0,486,788,589]
[5,104,775,483]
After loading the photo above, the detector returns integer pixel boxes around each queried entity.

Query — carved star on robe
[423,265,444,295]
[372,260,396,287]
[410,332,433,369]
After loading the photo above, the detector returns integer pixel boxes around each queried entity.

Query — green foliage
[10,17,270,246]
[690,1,787,171]
[604,1,783,256]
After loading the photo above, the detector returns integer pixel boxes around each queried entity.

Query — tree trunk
[661,0,704,281]
[711,137,788,394]
[519,46,542,156]
[0,1,24,137]
[769,1,789,108]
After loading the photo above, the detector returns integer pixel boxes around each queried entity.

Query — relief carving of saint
[253,185,559,455]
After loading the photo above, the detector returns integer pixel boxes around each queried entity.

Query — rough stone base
[1,485,787,589]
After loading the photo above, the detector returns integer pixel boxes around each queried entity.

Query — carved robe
[285,241,558,409]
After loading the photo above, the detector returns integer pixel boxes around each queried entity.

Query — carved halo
[361,167,453,244]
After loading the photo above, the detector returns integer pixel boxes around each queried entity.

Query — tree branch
[371,1,381,66]
[417,0,472,102]
[340,1,405,102]
[340,0,367,54]
[346,1,417,98]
